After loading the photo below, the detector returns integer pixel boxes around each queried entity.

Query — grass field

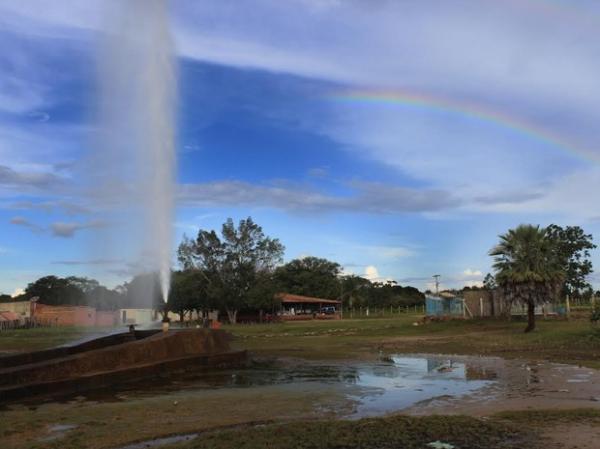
[2,314,600,448]
[225,313,600,368]
[0,327,106,353]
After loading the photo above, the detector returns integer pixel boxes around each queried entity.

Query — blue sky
[2,0,600,294]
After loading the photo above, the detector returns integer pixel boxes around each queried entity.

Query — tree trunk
[226,309,238,324]
[179,311,184,323]
[524,302,536,333]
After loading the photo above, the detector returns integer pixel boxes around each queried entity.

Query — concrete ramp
[0,329,246,403]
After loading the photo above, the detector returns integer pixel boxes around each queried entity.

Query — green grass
[174,414,531,449]
[0,327,103,353]
[1,384,350,449]
[3,314,599,367]
[224,315,600,368]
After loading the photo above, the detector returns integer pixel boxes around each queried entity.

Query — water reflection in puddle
[349,356,496,415]
[56,355,498,417]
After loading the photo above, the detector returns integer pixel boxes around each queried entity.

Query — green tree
[490,224,564,333]
[87,285,124,311]
[274,257,342,299]
[177,217,284,323]
[339,275,371,309]
[168,270,210,321]
[582,286,594,302]
[546,224,596,298]
[65,277,100,295]
[24,275,86,305]
[483,273,497,290]
[247,271,279,319]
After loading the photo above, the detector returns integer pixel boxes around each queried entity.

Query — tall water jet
[92,0,176,306]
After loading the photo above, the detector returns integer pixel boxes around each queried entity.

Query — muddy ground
[2,316,600,448]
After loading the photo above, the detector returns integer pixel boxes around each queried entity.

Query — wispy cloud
[50,220,106,238]
[9,217,106,238]
[51,258,122,266]
[178,180,458,214]
[0,165,62,190]
[9,216,43,233]
[359,245,415,259]
[9,200,90,215]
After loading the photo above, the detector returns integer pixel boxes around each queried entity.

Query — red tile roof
[275,293,341,305]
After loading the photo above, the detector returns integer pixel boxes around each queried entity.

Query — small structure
[166,310,219,323]
[276,293,342,320]
[426,293,465,318]
[118,308,156,325]
[430,289,560,319]
[462,289,559,318]
[0,299,163,328]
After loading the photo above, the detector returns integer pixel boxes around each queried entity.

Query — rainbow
[328,89,600,164]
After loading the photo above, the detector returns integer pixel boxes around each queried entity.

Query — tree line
[1,217,424,323]
[6,218,590,331]
[173,217,423,323]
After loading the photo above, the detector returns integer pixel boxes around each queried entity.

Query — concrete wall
[462,290,510,317]
[463,290,494,317]
[95,311,117,327]
[35,304,97,326]
[463,290,561,317]
[0,301,32,319]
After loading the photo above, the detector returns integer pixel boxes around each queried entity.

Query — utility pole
[432,274,441,295]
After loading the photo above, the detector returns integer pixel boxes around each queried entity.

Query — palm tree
[490,224,563,333]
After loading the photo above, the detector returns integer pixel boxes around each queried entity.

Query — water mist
[93,0,176,306]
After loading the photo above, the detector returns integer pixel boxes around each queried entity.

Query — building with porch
[276,293,342,320]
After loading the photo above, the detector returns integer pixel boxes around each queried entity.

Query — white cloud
[364,265,379,281]
[462,268,483,278]
[486,166,600,220]
[2,0,600,217]
[363,265,396,283]
[463,280,484,288]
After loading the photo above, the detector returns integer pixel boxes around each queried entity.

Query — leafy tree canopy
[177,217,285,323]
[490,224,564,332]
[483,273,497,290]
[546,224,596,298]
[274,257,342,300]
[24,275,86,306]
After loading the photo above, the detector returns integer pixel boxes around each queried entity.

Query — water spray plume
[95,0,176,305]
